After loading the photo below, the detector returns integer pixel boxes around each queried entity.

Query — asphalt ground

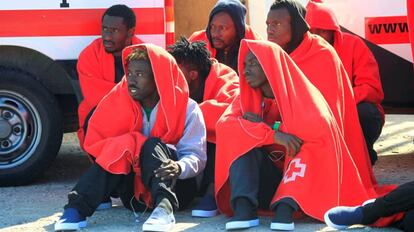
[0,114,413,232]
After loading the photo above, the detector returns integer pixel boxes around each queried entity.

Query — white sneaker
[142,206,175,231]
[225,219,259,230]
[270,222,295,231]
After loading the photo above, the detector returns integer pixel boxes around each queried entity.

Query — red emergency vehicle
[0,0,174,185]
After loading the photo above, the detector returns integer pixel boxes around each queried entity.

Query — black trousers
[229,148,283,210]
[357,102,383,165]
[363,181,414,231]
[65,137,197,217]
[198,142,216,195]
[82,107,96,138]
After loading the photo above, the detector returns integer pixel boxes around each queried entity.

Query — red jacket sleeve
[77,41,116,109]
[217,96,276,148]
[351,37,384,104]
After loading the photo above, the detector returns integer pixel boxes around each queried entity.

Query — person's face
[309,28,334,45]
[266,8,292,51]
[209,12,237,51]
[127,60,157,102]
[243,51,274,98]
[101,15,134,56]
[178,63,201,98]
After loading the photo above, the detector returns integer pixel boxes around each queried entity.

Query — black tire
[0,68,63,186]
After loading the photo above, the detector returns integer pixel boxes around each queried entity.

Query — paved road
[0,115,413,232]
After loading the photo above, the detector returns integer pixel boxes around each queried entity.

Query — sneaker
[54,208,87,231]
[362,198,376,206]
[271,202,295,231]
[225,197,259,230]
[270,222,294,231]
[96,197,112,210]
[324,206,364,230]
[142,206,175,231]
[191,195,219,217]
[226,218,259,230]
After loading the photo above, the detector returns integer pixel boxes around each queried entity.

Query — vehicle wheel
[0,68,63,186]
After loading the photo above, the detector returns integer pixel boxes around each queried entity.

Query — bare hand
[154,159,181,181]
[274,131,303,157]
[243,112,263,123]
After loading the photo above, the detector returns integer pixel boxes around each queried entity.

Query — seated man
[189,0,261,72]
[325,180,414,232]
[54,44,206,232]
[266,0,378,196]
[169,37,239,217]
[306,0,385,165]
[215,39,398,231]
[77,4,143,147]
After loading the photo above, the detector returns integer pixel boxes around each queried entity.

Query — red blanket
[201,60,239,143]
[408,0,414,62]
[77,37,143,147]
[215,40,403,224]
[189,25,261,58]
[83,44,189,206]
[289,32,383,192]
[306,0,385,120]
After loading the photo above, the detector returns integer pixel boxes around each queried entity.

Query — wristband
[273,121,281,131]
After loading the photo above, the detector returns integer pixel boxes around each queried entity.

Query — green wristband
[273,121,281,131]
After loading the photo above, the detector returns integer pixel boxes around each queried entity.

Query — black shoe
[226,197,259,230]
[271,203,294,231]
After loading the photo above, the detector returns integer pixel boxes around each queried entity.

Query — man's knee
[140,138,164,163]
[357,102,372,117]
[357,102,380,121]
[141,137,162,155]
[140,137,175,176]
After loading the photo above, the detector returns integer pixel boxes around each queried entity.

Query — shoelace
[130,196,149,223]
[149,207,167,219]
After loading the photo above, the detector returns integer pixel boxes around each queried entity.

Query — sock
[155,196,173,215]
[232,197,257,221]
[273,202,294,223]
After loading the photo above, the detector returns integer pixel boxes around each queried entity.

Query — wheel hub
[0,105,26,155]
[0,119,11,139]
[0,92,36,167]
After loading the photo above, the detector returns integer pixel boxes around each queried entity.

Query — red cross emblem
[283,158,307,184]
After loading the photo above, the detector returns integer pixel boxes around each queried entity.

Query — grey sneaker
[142,206,175,231]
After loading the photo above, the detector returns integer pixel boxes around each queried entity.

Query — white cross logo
[283,158,307,184]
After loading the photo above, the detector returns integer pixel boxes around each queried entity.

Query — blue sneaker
[324,206,364,230]
[54,208,87,231]
[96,197,112,210]
[191,195,219,217]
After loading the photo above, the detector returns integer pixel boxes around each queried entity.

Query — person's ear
[127,27,135,37]
[189,70,199,81]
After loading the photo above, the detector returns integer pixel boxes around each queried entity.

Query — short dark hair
[168,37,212,81]
[102,4,136,29]
[126,47,149,65]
